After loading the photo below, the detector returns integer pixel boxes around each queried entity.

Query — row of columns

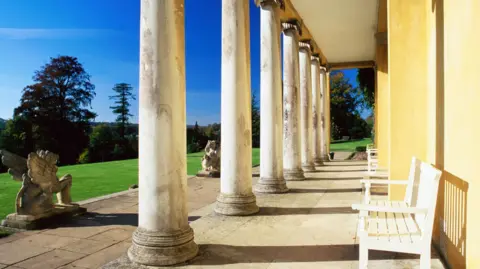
[128,0,330,266]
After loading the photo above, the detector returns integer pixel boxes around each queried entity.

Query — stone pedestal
[196,170,220,178]
[282,21,305,181]
[311,56,324,166]
[299,41,316,172]
[215,0,259,216]
[1,204,86,230]
[126,0,198,266]
[254,0,288,194]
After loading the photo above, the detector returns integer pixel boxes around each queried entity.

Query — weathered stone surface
[0,149,85,230]
[283,168,305,181]
[127,227,198,266]
[214,193,259,216]
[15,249,86,269]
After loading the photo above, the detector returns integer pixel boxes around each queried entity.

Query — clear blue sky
[0,1,368,125]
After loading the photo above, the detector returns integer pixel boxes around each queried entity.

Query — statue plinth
[196,170,220,178]
[2,203,86,230]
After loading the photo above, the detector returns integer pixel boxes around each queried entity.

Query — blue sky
[0,1,368,125]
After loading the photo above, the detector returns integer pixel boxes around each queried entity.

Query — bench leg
[420,249,431,269]
[359,244,368,269]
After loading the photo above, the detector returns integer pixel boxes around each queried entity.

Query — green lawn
[329,138,373,152]
[0,148,261,220]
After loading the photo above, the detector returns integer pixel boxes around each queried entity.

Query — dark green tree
[356,68,375,109]
[330,71,370,140]
[109,83,135,140]
[251,93,260,148]
[13,55,96,164]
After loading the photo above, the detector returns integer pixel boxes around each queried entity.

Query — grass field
[0,148,261,220]
[330,138,372,152]
[0,139,369,220]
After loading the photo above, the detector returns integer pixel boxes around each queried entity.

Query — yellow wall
[387,0,429,200]
[384,0,480,267]
[375,0,389,168]
[432,0,480,267]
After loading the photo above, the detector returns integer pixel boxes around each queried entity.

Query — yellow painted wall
[376,0,389,168]
[384,0,480,267]
[430,0,480,267]
[387,0,429,200]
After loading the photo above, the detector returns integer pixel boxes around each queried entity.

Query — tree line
[0,55,372,172]
[0,55,262,172]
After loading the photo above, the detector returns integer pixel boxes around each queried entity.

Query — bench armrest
[351,204,428,214]
[360,179,409,185]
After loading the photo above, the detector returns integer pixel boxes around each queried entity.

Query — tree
[357,68,375,109]
[13,55,96,164]
[109,83,135,140]
[330,71,370,140]
[86,124,115,162]
[251,93,260,148]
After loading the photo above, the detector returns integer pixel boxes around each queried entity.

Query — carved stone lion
[0,149,75,216]
[200,140,221,173]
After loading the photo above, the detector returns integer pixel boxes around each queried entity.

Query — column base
[314,158,324,166]
[127,226,198,266]
[214,193,259,216]
[323,154,331,161]
[254,177,289,194]
[302,163,316,172]
[283,168,305,181]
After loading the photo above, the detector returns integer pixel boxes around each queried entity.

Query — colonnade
[128,0,330,265]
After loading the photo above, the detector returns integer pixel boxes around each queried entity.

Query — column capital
[282,19,302,36]
[256,0,285,10]
[319,65,327,72]
[311,53,321,64]
[299,40,313,53]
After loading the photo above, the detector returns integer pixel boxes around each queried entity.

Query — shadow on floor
[309,169,367,173]
[305,177,363,181]
[189,244,440,265]
[50,213,201,228]
[289,188,362,194]
[256,206,358,215]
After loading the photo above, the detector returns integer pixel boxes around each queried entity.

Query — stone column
[128,0,198,266]
[254,0,288,194]
[311,55,323,165]
[299,41,315,171]
[215,0,259,216]
[282,21,305,181]
[320,67,329,160]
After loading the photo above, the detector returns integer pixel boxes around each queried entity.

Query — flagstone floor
[0,160,446,269]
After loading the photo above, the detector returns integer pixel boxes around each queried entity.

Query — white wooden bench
[352,161,442,268]
[361,157,421,205]
[366,144,378,174]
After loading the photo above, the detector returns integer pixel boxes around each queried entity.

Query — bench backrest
[412,162,442,243]
[404,156,422,205]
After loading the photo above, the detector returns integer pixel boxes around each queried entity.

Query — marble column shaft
[255,0,288,193]
[320,67,329,160]
[311,56,324,165]
[128,0,198,266]
[299,42,315,171]
[215,0,259,216]
[282,22,305,181]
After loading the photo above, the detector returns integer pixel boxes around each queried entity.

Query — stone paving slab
[0,161,447,269]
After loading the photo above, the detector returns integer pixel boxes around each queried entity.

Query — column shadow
[190,244,441,265]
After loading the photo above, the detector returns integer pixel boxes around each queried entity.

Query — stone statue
[197,140,221,177]
[0,149,84,229]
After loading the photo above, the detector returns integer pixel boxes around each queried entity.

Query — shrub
[78,148,90,164]
[187,142,200,154]
[355,146,367,152]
